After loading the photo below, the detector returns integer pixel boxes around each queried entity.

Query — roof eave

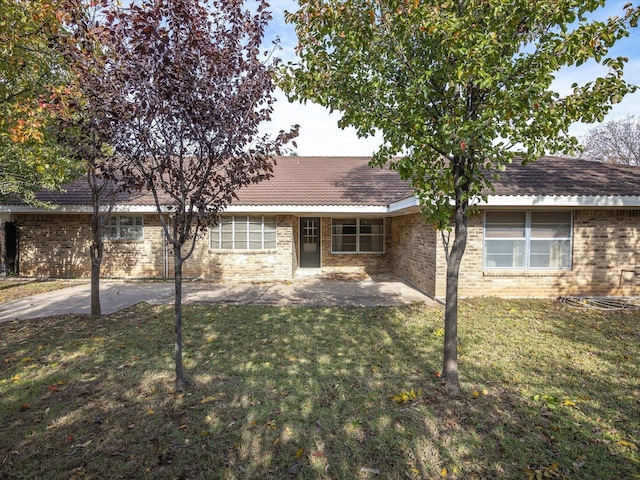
[3,195,639,216]
[0,204,165,214]
[225,204,395,215]
[480,195,640,207]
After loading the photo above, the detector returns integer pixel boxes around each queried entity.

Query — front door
[4,222,18,275]
[300,217,321,268]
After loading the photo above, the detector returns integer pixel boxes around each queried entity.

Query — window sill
[209,249,277,254]
[104,238,145,243]
[483,270,572,278]
[331,251,385,255]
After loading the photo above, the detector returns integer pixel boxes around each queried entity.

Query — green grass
[0,279,84,303]
[1,299,638,479]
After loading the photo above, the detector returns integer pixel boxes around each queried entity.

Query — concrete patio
[0,275,439,322]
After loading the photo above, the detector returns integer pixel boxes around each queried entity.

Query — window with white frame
[332,218,384,253]
[209,215,276,250]
[103,215,144,240]
[483,211,572,269]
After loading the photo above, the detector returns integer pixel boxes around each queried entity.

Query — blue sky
[264,1,640,156]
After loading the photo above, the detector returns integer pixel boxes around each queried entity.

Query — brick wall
[18,214,92,277]
[16,213,298,281]
[181,215,296,281]
[102,215,165,278]
[432,210,640,297]
[15,209,639,297]
[16,213,165,278]
[276,215,297,279]
[388,213,437,295]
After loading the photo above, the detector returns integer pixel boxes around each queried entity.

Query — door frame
[299,217,321,268]
[4,221,18,275]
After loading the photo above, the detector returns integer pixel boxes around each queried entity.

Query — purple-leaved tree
[57,2,130,319]
[67,0,298,390]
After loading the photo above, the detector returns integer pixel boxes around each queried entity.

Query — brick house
[1,156,639,297]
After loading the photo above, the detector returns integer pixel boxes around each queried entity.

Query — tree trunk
[89,201,103,319]
[442,201,467,395]
[173,242,186,392]
[89,240,103,319]
[442,154,469,396]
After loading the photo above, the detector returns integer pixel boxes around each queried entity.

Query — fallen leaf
[311,451,326,458]
[617,440,638,450]
[294,447,305,459]
[440,467,448,476]
[21,403,30,410]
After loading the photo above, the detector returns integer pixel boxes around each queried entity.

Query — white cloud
[267,90,383,156]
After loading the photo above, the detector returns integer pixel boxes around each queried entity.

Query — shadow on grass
[0,279,42,291]
[1,300,638,479]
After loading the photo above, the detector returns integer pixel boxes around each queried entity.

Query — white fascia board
[478,195,640,208]
[0,203,398,215]
[0,204,164,214]
[4,195,639,216]
[223,204,391,214]
[388,196,420,213]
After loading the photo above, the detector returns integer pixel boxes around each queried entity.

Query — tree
[57,1,130,319]
[582,115,640,165]
[283,0,639,394]
[0,0,82,204]
[67,0,297,391]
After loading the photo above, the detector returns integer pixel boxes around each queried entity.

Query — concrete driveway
[0,276,438,322]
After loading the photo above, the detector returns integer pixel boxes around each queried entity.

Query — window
[484,211,571,269]
[209,215,276,250]
[332,218,384,253]
[103,215,143,240]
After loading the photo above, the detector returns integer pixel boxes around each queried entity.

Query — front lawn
[1,300,638,479]
[0,279,84,303]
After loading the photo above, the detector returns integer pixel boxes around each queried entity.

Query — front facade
[2,156,639,298]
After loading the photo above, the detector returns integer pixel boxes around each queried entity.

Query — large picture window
[103,215,144,240]
[484,211,572,269]
[332,218,384,254]
[209,216,276,250]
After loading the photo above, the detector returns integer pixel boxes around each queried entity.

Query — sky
[262,0,640,156]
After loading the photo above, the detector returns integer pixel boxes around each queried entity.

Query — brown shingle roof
[5,180,158,206]
[3,155,639,209]
[234,156,413,206]
[490,156,640,197]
